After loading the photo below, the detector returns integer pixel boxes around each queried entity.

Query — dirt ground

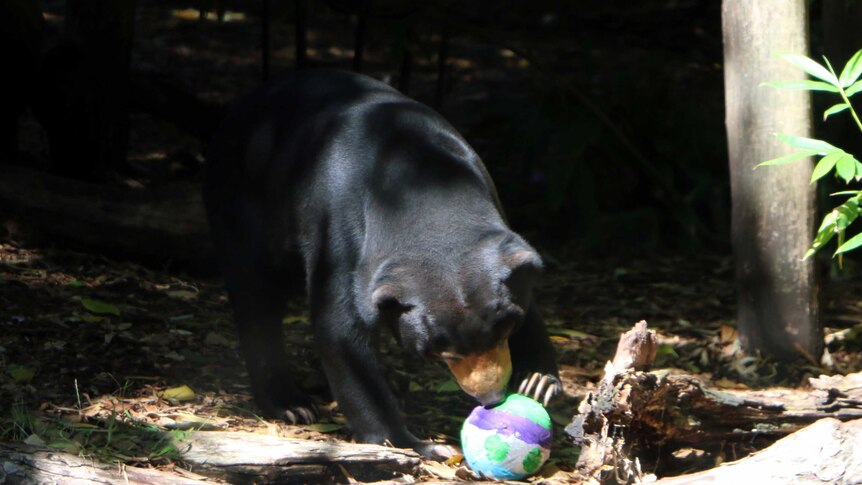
[2,240,861,482]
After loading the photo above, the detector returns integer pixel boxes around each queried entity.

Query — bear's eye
[376,297,413,317]
[495,311,522,340]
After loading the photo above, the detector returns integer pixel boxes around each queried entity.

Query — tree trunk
[0,0,43,165]
[261,0,271,81]
[294,0,309,69]
[434,28,450,110]
[721,0,820,361]
[33,0,137,180]
[352,0,367,73]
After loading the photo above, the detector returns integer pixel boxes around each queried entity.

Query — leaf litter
[2,242,862,483]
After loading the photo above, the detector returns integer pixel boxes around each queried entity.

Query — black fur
[203,69,558,457]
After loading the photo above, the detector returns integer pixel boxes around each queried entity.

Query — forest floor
[2,241,862,483]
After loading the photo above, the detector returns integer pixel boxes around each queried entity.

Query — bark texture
[566,321,862,484]
[0,433,421,484]
[722,0,820,361]
[0,441,213,484]
[173,431,421,484]
[653,418,862,485]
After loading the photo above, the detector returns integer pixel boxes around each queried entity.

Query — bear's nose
[477,388,506,407]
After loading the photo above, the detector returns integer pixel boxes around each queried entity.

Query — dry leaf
[420,460,459,480]
[719,325,737,344]
[167,290,198,301]
[161,385,196,402]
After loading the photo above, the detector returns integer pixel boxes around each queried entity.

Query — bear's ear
[501,245,542,303]
[371,284,410,314]
[504,248,543,274]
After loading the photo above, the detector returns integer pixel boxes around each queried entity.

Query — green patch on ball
[460,394,552,480]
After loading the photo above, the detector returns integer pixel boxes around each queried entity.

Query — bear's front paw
[252,382,319,424]
[516,372,561,406]
[280,404,318,424]
[413,441,461,461]
[258,398,319,424]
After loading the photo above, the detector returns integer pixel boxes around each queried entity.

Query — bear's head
[361,232,542,406]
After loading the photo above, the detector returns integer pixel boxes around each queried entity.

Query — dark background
[5,1,862,262]
[3,0,732,259]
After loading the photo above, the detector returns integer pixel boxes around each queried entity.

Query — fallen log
[0,163,213,266]
[173,431,421,484]
[0,441,213,484]
[0,433,422,485]
[654,417,862,485]
[565,320,658,482]
[566,320,862,483]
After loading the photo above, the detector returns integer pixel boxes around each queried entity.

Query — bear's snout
[445,339,511,405]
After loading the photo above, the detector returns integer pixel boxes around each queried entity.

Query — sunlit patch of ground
[2,239,861,482]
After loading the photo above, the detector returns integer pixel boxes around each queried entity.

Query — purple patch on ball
[467,406,552,446]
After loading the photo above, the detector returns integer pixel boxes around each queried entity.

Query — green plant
[0,401,36,441]
[758,48,862,262]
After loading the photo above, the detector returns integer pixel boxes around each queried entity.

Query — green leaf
[839,49,862,87]
[80,298,120,316]
[837,155,857,183]
[838,228,846,259]
[823,103,850,120]
[779,53,839,85]
[835,199,860,230]
[305,423,344,433]
[546,326,590,338]
[761,80,840,93]
[79,314,104,323]
[806,226,836,259]
[831,191,862,196]
[434,379,461,393]
[805,212,839,259]
[656,344,678,358]
[811,151,843,183]
[846,80,862,97]
[776,134,837,154]
[818,210,839,232]
[282,315,308,324]
[835,231,862,254]
[757,150,817,168]
[8,365,35,383]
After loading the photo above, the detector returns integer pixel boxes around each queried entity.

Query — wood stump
[566,320,862,484]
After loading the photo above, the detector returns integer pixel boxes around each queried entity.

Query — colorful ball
[460,394,552,480]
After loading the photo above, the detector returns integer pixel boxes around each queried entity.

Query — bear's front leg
[310,271,457,460]
[222,260,318,424]
[509,305,562,406]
